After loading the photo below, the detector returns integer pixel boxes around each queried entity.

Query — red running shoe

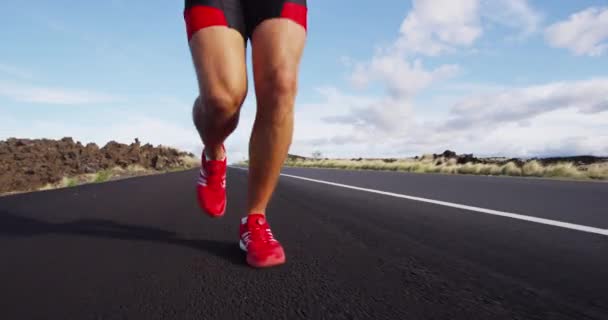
[239,214,286,268]
[196,146,227,218]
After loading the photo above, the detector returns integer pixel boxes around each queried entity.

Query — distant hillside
[286,154,309,161]
[285,150,608,166]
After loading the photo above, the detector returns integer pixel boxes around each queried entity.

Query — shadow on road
[0,210,244,266]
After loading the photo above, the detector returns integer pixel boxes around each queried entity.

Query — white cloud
[482,0,543,37]
[294,1,603,159]
[545,6,608,56]
[345,3,464,131]
[341,0,540,140]
[0,81,119,105]
[442,108,608,157]
[323,96,415,134]
[290,78,608,158]
[446,78,608,129]
[396,0,482,56]
[351,54,460,98]
[391,0,541,56]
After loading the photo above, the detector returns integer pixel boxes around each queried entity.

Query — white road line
[229,166,608,237]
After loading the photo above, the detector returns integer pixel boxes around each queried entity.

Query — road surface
[1,167,607,319]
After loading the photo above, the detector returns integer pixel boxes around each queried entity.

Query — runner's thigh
[247,1,307,98]
[184,0,248,101]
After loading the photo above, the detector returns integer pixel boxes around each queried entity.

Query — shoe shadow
[0,210,244,266]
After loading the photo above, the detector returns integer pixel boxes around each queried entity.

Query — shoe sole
[201,206,226,218]
[239,240,286,268]
[196,187,226,218]
[205,206,226,218]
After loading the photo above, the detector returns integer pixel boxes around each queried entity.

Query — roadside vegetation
[36,161,199,193]
[239,152,608,181]
[279,157,607,181]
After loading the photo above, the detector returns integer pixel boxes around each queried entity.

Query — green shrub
[94,170,112,183]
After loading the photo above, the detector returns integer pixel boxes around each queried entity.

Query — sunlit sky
[1,0,607,162]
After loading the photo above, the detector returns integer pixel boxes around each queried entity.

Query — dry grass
[522,160,544,177]
[586,163,608,179]
[33,160,200,193]
[179,155,200,169]
[38,173,98,191]
[544,162,583,179]
[94,170,113,183]
[278,157,608,181]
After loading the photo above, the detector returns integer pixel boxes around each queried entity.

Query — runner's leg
[246,7,307,214]
[185,1,248,217]
[186,3,248,159]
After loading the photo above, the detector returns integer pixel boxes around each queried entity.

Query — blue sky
[1,0,607,162]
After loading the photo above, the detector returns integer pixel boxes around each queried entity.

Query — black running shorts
[184,0,307,41]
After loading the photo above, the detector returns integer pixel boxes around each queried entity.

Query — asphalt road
[0,167,607,319]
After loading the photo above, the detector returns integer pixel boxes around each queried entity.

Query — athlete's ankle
[204,144,225,160]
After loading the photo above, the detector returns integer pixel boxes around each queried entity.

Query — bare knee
[256,68,298,126]
[259,68,298,101]
[197,86,246,119]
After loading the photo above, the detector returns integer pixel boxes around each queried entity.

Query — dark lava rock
[0,137,194,194]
